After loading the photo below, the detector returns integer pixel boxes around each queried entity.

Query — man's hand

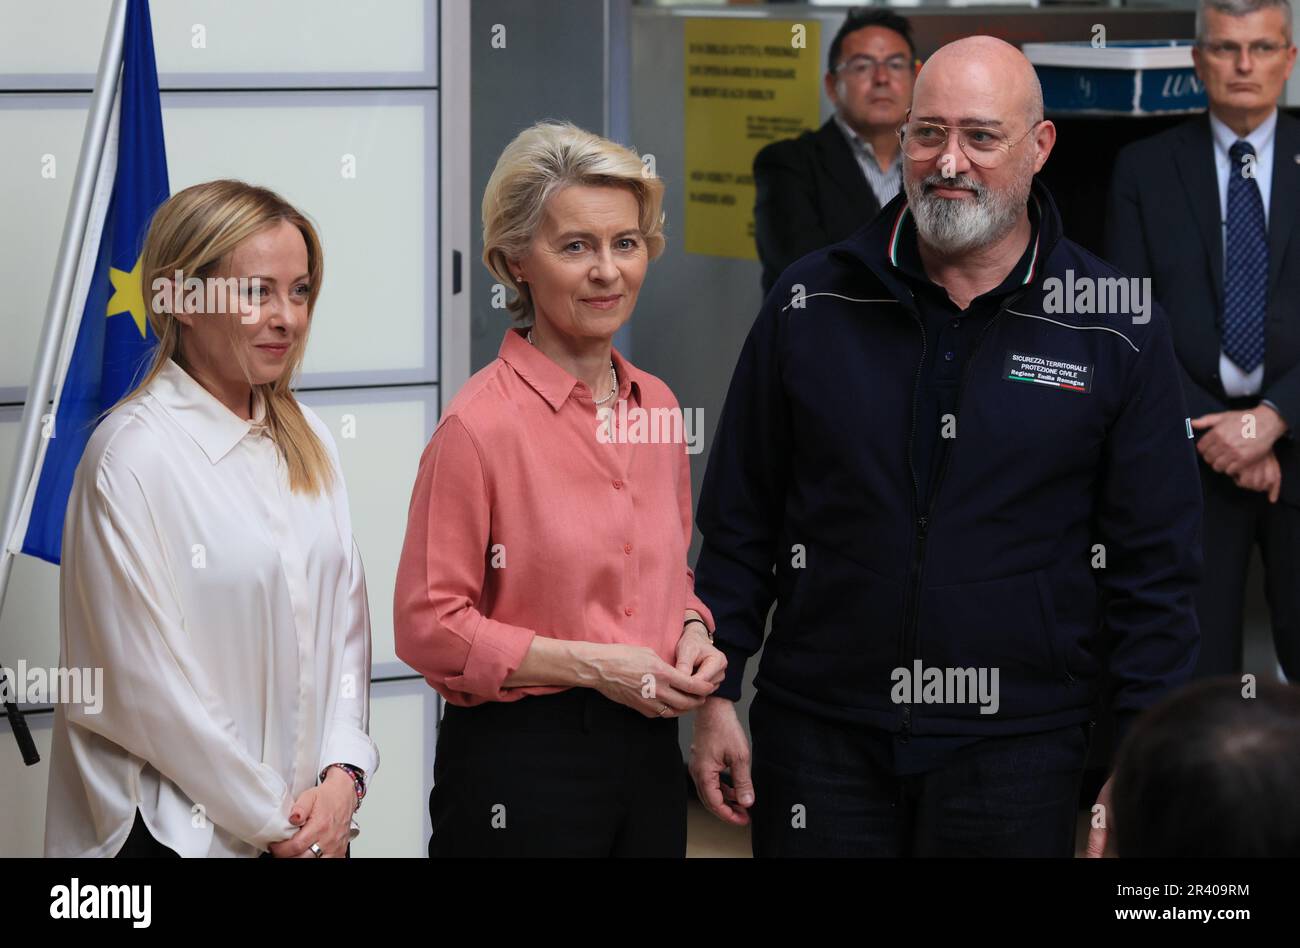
[1191,404,1288,476]
[688,697,754,826]
[1232,450,1282,502]
[1085,775,1115,858]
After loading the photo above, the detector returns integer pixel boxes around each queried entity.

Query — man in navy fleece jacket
[687,36,1202,858]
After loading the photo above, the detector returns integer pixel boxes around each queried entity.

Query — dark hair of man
[828,7,917,73]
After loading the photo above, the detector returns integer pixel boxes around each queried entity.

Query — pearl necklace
[527,328,618,405]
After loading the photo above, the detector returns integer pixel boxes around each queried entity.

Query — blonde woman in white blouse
[44,180,378,858]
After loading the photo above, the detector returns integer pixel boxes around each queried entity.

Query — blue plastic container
[1023,40,1207,115]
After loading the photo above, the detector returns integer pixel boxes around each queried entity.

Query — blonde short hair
[481,120,666,325]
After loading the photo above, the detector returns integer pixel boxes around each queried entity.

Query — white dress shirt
[1211,108,1276,398]
[44,358,378,857]
[834,113,903,208]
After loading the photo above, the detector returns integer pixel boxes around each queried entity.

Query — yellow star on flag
[107,256,148,338]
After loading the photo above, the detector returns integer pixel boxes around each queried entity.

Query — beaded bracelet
[320,762,366,812]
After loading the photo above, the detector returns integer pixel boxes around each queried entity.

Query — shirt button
[624,543,633,554]
[624,606,634,616]
[951,319,961,329]
[612,479,623,489]
[944,351,955,361]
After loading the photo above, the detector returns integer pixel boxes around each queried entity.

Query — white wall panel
[0,97,88,400]
[0,408,63,677]
[162,91,439,387]
[0,0,436,89]
[0,713,53,857]
[1,91,438,398]
[350,679,436,858]
[297,387,438,677]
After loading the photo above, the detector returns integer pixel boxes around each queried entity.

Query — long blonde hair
[113,179,333,494]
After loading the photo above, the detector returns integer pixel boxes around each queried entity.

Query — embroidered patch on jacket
[1003,351,1093,393]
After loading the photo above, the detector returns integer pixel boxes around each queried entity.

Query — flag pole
[0,0,130,765]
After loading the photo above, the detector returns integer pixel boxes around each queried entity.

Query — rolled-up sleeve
[394,414,536,704]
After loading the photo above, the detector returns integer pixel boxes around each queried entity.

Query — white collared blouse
[44,358,378,857]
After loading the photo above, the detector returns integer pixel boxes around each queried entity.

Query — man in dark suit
[1107,0,1300,680]
[753,8,918,296]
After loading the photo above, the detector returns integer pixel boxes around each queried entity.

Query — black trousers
[1194,464,1300,680]
[749,692,1091,857]
[428,688,686,857]
[115,810,180,858]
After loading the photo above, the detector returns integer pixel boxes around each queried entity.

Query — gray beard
[904,171,1029,256]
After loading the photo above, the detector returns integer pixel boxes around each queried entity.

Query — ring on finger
[309,842,324,858]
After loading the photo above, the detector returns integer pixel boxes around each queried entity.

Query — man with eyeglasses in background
[753,7,918,296]
[1107,0,1300,685]
[690,36,1202,857]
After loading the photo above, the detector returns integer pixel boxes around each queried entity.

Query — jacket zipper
[898,288,1028,742]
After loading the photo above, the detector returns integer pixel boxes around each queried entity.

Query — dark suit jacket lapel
[815,118,880,220]
[1173,113,1224,307]
[1268,111,1300,297]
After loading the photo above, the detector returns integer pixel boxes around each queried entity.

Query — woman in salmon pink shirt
[394,121,727,857]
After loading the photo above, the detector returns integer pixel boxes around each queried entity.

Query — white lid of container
[1022,40,1195,70]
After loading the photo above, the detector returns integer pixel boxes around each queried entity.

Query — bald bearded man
[689,37,1203,857]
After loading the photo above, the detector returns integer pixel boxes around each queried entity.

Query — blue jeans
[748,692,1091,857]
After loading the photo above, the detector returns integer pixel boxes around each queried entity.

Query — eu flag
[20,0,169,564]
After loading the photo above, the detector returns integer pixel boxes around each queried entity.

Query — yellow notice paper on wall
[684,18,822,260]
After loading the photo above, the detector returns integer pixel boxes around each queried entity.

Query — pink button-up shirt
[394,328,715,706]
